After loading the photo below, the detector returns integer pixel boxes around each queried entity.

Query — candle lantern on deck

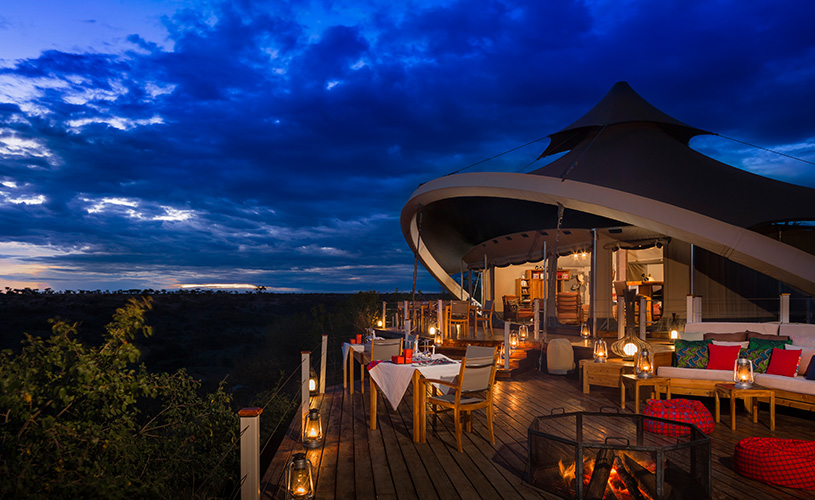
[509,331,519,349]
[286,452,315,499]
[635,347,654,379]
[734,356,754,389]
[669,313,679,340]
[580,322,591,340]
[308,368,319,396]
[593,338,608,363]
[433,323,443,345]
[519,324,528,340]
[496,343,505,366]
[303,408,323,448]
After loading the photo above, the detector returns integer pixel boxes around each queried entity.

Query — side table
[714,383,775,431]
[620,374,671,413]
[580,358,633,394]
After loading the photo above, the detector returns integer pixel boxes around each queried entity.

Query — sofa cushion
[747,331,790,341]
[675,339,711,368]
[703,332,747,342]
[766,348,801,377]
[657,366,732,381]
[740,348,773,373]
[707,344,741,370]
[786,345,815,376]
[779,323,815,348]
[755,373,815,395]
[749,338,792,350]
[806,359,815,381]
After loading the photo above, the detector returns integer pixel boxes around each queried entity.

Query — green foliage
[0,297,238,499]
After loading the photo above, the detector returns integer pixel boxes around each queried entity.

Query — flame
[557,456,655,500]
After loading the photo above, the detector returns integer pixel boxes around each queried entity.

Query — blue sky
[1,0,814,293]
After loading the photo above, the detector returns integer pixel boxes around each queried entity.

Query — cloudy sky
[1,0,814,293]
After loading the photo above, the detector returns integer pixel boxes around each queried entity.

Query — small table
[714,383,775,431]
[620,374,671,413]
[580,358,634,394]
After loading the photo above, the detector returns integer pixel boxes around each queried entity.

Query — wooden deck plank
[266,369,815,500]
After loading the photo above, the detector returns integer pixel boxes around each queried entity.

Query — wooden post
[239,407,263,500]
[639,296,647,340]
[437,299,444,341]
[504,322,510,370]
[301,351,310,439]
[320,335,328,394]
[780,293,790,323]
[381,301,387,328]
[618,295,626,339]
[533,298,540,340]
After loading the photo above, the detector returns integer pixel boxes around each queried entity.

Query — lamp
[509,331,519,349]
[308,368,319,395]
[434,326,443,345]
[635,347,654,378]
[580,322,591,340]
[610,333,650,360]
[669,313,679,340]
[303,408,323,448]
[286,452,315,499]
[593,338,608,363]
[734,356,754,389]
[377,319,383,328]
[496,343,505,366]
[519,324,528,340]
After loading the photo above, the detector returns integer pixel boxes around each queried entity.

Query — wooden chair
[368,338,403,430]
[556,291,582,325]
[502,295,533,322]
[446,300,470,337]
[473,300,494,336]
[422,345,498,451]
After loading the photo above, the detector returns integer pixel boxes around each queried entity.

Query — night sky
[1,0,814,293]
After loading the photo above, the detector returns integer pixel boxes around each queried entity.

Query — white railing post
[300,351,310,439]
[693,296,703,323]
[686,294,694,326]
[404,319,411,344]
[639,296,646,340]
[239,407,262,500]
[780,293,790,323]
[533,299,540,340]
[504,322,511,370]
[403,300,409,330]
[320,335,328,394]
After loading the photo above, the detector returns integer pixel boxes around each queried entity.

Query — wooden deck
[262,370,815,500]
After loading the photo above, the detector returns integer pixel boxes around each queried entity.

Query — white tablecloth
[341,342,367,366]
[368,355,461,411]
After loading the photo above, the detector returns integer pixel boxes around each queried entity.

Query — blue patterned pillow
[675,340,711,368]
[739,348,773,373]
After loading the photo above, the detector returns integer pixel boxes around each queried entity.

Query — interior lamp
[593,338,608,363]
[611,333,650,360]
[286,452,315,499]
[303,408,323,448]
[635,348,654,378]
[734,356,754,389]
[669,313,679,340]
[580,322,591,340]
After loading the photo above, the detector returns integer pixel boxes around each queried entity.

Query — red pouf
[735,437,815,490]
[642,399,715,436]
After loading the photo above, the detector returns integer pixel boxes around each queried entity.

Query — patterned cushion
[735,437,815,490]
[748,338,792,350]
[739,348,773,373]
[643,399,715,436]
[674,339,711,368]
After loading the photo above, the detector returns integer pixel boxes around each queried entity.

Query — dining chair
[446,300,470,338]
[473,300,494,337]
[368,338,403,430]
[422,345,498,451]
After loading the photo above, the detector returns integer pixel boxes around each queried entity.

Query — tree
[0,297,238,499]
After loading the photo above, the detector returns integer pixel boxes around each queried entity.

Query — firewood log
[586,449,616,499]
[620,453,673,500]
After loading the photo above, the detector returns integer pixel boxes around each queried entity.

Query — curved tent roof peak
[543,81,710,156]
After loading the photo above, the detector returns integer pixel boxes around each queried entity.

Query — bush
[0,297,238,499]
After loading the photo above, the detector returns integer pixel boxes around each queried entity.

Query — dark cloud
[1,0,814,292]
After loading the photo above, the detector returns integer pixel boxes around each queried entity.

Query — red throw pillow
[766,348,801,377]
[706,344,741,370]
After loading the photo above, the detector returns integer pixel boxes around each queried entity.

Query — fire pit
[527,409,711,500]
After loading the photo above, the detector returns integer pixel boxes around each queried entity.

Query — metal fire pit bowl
[527,409,711,500]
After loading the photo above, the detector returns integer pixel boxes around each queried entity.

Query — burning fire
[558,456,653,500]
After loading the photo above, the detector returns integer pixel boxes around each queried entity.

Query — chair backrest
[465,344,497,359]
[450,300,469,317]
[370,338,402,361]
[481,300,494,313]
[459,346,497,393]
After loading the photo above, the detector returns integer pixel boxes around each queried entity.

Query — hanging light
[519,324,528,340]
[593,338,608,363]
[635,347,654,379]
[308,368,319,395]
[611,333,650,360]
[286,452,315,499]
[303,408,323,448]
[580,322,591,340]
[734,356,754,389]
[509,331,519,349]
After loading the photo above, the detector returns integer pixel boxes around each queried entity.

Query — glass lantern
[669,313,679,340]
[434,326,443,345]
[580,322,591,340]
[734,356,754,389]
[593,338,608,363]
[496,344,505,366]
[519,324,528,340]
[303,408,323,448]
[635,347,654,378]
[286,452,315,499]
[308,368,319,395]
[509,331,519,349]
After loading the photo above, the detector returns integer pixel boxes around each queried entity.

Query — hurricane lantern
[734,356,754,389]
[593,338,608,363]
[286,452,315,499]
[519,324,528,340]
[434,326,443,345]
[635,347,654,379]
[303,408,323,448]
[308,368,319,395]
[669,312,679,340]
[509,331,519,349]
[580,322,591,340]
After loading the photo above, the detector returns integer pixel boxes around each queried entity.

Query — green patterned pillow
[675,340,711,368]
[739,348,773,373]
[748,338,792,351]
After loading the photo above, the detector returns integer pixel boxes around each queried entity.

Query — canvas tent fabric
[401,82,815,296]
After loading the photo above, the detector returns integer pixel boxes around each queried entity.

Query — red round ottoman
[642,399,715,436]
[735,437,815,490]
